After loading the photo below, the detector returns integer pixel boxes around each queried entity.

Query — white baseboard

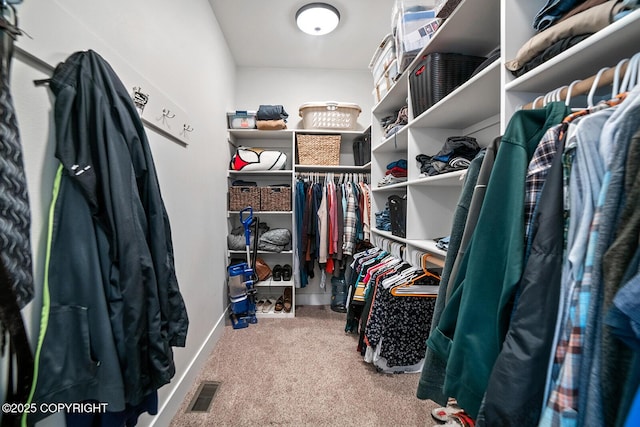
[146,306,229,427]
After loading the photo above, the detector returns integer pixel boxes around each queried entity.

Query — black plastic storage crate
[410,52,486,118]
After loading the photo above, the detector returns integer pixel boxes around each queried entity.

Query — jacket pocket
[36,305,99,397]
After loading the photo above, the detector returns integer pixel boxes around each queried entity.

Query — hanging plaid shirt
[342,183,358,256]
[524,124,563,246]
[540,104,620,426]
[540,174,608,426]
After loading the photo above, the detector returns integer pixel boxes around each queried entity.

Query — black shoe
[282,264,292,281]
[272,265,283,281]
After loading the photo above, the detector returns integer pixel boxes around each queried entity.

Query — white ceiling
[208,0,400,71]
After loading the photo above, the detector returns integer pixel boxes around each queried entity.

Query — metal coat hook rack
[180,124,194,136]
[132,86,149,114]
[161,108,175,119]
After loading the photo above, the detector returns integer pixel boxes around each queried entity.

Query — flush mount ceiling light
[295,3,340,36]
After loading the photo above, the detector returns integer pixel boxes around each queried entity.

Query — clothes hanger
[532,95,544,109]
[565,80,581,106]
[553,86,567,103]
[620,52,640,93]
[382,265,419,289]
[587,67,610,108]
[612,58,629,98]
[390,254,440,297]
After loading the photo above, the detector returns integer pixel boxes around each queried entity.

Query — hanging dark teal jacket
[27,50,188,423]
[426,102,569,418]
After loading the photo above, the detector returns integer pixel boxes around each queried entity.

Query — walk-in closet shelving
[295,163,371,172]
[227,129,296,318]
[370,230,445,268]
[227,211,293,216]
[502,1,640,129]
[227,124,373,312]
[370,0,500,265]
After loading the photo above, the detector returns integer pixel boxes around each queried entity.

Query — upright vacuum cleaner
[227,207,259,329]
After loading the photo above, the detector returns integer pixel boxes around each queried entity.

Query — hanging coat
[426,102,569,418]
[476,130,565,426]
[28,50,188,420]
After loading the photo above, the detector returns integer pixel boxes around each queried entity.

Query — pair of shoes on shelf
[274,287,293,313]
[272,264,292,281]
[261,299,274,313]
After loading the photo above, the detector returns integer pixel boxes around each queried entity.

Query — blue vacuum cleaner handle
[240,207,253,244]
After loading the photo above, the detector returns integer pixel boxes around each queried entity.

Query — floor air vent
[187,381,220,413]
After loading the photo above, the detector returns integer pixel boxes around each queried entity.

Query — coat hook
[158,108,176,127]
[132,86,149,114]
[180,124,194,137]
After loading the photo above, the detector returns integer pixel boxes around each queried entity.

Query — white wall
[235,67,375,131]
[10,1,235,425]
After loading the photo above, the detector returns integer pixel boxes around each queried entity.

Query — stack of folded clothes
[375,204,392,231]
[507,0,635,77]
[436,236,450,252]
[381,106,408,138]
[416,136,481,177]
[378,159,408,187]
[256,104,288,130]
[228,222,292,252]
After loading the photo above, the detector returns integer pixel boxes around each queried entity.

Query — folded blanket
[259,228,291,246]
[258,242,286,252]
[257,119,287,130]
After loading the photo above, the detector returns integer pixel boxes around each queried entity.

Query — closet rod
[295,172,370,178]
[522,61,630,110]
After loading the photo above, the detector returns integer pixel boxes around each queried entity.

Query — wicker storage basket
[296,134,341,166]
[260,186,291,211]
[299,102,361,130]
[409,52,486,118]
[229,186,260,211]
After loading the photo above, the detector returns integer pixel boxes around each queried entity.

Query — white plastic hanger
[587,67,610,108]
[532,95,544,109]
[620,52,640,93]
[612,58,629,98]
[565,79,581,107]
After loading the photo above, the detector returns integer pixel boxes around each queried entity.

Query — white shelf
[407,239,447,259]
[370,228,447,261]
[409,170,466,187]
[228,250,293,255]
[228,170,293,176]
[411,60,501,129]
[371,181,409,192]
[412,0,501,61]
[294,164,371,172]
[255,279,295,288]
[295,129,369,145]
[373,72,409,116]
[505,10,640,93]
[228,129,293,140]
[295,129,365,136]
[228,210,292,216]
[372,126,409,153]
[256,310,295,319]
[371,227,407,243]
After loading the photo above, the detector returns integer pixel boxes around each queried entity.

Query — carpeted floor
[170,305,441,427]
